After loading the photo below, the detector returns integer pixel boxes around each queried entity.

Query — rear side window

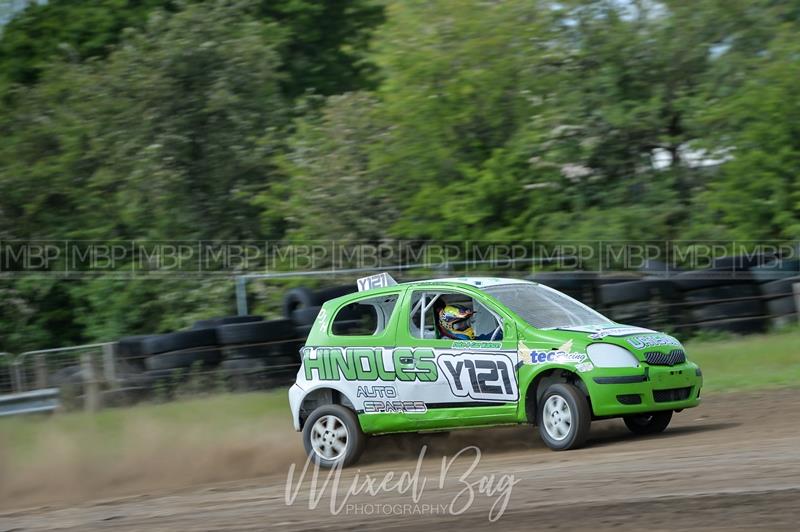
[331,294,399,336]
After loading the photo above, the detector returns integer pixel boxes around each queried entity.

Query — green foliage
[0,0,176,88]
[281,92,398,240]
[1,0,800,353]
[700,29,800,239]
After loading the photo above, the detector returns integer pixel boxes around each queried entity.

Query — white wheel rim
[543,395,573,441]
[310,415,349,461]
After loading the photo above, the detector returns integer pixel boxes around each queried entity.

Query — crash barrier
[2,257,798,414]
[0,388,60,417]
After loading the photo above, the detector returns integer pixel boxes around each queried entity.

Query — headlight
[586,343,639,368]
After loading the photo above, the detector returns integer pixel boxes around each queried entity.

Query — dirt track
[2,389,800,531]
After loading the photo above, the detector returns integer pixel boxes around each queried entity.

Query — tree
[700,29,800,240]
[281,92,397,240]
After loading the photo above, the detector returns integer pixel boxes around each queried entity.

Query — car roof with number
[348,274,532,300]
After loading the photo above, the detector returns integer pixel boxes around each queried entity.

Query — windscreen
[484,283,613,329]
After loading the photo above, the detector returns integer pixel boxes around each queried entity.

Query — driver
[435,301,500,341]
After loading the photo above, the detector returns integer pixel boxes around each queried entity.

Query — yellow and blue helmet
[437,304,476,340]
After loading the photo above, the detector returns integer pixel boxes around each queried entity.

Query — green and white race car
[289,274,702,467]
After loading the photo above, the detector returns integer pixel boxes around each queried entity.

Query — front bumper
[586,362,703,417]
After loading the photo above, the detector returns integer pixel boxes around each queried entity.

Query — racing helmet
[437,304,476,340]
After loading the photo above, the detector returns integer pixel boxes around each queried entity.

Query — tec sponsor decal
[303,347,438,382]
[437,353,518,402]
[518,341,586,366]
[626,334,681,349]
[521,350,585,365]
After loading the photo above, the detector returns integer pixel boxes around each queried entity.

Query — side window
[331,294,399,336]
[408,291,503,341]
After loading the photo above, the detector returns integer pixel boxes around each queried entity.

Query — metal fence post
[34,354,48,389]
[11,360,23,393]
[102,343,119,390]
[236,276,249,316]
[80,352,101,412]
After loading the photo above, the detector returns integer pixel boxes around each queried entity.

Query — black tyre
[623,411,673,435]
[711,254,773,271]
[116,335,153,358]
[599,279,674,306]
[691,300,762,322]
[264,354,301,371]
[639,259,683,276]
[761,276,800,298]
[302,404,366,468]
[682,283,759,303]
[118,329,218,357]
[282,287,319,318]
[192,315,262,329]
[216,319,295,345]
[529,273,596,301]
[537,383,591,451]
[290,306,322,326]
[766,296,797,316]
[673,270,752,291]
[144,348,222,371]
[224,340,302,360]
[224,345,273,359]
[695,316,767,334]
[606,300,654,320]
[221,357,266,372]
[750,259,800,283]
[294,324,313,339]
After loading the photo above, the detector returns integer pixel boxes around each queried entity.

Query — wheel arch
[296,384,358,430]
[520,366,590,425]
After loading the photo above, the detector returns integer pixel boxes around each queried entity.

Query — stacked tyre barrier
[526,255,795,335]
[217,319,300,391]
[752,259,800,328]
[669,270,767,335]
[597,278,678,331]
[98,285,357,405]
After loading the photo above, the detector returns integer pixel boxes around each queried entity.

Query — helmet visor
[451,317,471,331]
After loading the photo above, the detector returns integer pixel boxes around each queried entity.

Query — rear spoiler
[357,272,398,292]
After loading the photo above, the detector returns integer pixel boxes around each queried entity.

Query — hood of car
[518,323,685,362]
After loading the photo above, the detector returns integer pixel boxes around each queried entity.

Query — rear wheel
[623,411,673,435]
[302,404,366,468]
[537,383,591,451]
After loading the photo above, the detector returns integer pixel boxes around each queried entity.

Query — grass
[0,390,292,463]
[685,328,800,392]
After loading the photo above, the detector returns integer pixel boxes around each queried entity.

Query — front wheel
[623,411,673,435]
[537,383,592,451]
[302,404,366,468]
